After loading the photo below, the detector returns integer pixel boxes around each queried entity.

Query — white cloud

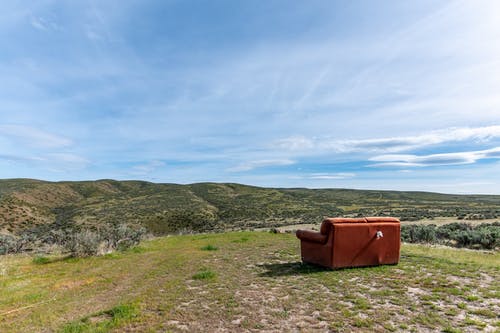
[42,153,90,172]
[0,152,89,173]
[0,125,72,148]
[48,153,89,165]
[273,136,314,151]
[1,1,500,193]
[130,160,166,175]
[30,17,48,31]
[227,159,295,172]
[369,147,500,167]
[0,154,44,163]
[274,126,500,154]
[307,173,355,180]
[30,15,59,31]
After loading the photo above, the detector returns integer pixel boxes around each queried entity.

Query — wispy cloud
[0,154,44,164]
[273,136,314,151]
[1,1,500,193]
[84,5,113,43]
[48,153,89,165]
[274,126,500,154]
[227,159,295,172]
[0,125,72,148]
[295,65,331,110]
[0,152,88,172]
[307,173,355,180]
[42,153,90,173]
[30,15,59,31]
[130,160,166,176]
[369,147,500,167]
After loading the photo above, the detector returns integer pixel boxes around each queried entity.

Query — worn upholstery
[296,217,400,269]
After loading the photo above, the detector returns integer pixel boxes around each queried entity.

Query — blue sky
[1,0,500,194]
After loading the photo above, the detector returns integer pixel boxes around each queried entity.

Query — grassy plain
[1,232,498,332]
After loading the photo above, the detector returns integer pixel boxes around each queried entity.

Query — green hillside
[0,232,498,332]
[1,179,500,235]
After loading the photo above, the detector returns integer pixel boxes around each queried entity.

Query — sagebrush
[401,222,499,250]
[0,224,146,257]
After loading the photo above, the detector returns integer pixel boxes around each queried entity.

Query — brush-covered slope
[1,179,499,235]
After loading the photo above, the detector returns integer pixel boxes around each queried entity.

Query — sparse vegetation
[402,222,499,250]
[60,304,138,333]
[200,244,218,251]
[0,224,146,257]
[0,234,17,254]
[32,255,50,265]
[1,179,500,239]
[0,232,498,332]
[192,268,217,280]
[1,179,499,331]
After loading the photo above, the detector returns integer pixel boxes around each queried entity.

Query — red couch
[296,217,400,269]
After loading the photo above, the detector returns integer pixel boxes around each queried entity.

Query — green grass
[192,269,216,280]
[0,232,498,332]
[462,316,487,329]
[200,244,218,251]
[231,236,249,243]
[465,294,480,301]
[60,304,138,333]
[32,256,51,265]
[353,317,373,328]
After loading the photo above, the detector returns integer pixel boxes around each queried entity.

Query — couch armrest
[296,230,328,244]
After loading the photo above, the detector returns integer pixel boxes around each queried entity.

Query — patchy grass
[32,255,51,265]
[200,244,218,251]
[192,269,216,280]
[60,303,138,333]
[0,232,498,332]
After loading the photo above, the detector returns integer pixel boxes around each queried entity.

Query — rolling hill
[1,179,499,236]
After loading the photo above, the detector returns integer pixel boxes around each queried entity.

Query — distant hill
[1,179,499,235]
